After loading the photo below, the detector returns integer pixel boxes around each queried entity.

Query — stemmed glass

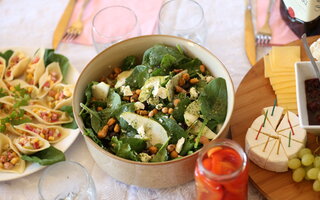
[92,6,141,53]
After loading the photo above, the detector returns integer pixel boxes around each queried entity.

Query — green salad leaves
[80,44,228,163]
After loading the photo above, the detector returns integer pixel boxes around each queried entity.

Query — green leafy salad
[80,44,228,162]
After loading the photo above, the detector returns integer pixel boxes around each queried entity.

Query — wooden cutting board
[231,35,320,200]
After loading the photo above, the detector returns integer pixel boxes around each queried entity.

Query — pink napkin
[256,0,298,45]
[65,0,164,45]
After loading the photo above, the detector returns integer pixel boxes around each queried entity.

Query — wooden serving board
[231,35,320,200]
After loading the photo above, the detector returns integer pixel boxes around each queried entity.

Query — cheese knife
[244,0,256,66]
[52,0,76,49]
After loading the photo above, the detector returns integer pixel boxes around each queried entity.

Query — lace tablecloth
[0,0,270,199]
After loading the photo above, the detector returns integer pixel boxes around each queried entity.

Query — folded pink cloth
[65,0,164,45]
[256,0,298,45]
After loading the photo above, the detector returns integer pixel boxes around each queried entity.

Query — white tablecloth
[0,0,270,199]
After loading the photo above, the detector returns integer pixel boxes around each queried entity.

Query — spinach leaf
[120,137,146,153]
[172,94,191,123]
[151,137,171,162]
[110,136,138,161]
[195,80,207,93]
[125,65,150,89]
[199,78,228,123]
[179,58,202,77]
[60,106,78,129]
[83,128,104,147]
[21,146,65,165]
[179,139,195,156]
[44,49,70,82]
[154,114,187,144]
[142,44,186,67]
[121,56,137,70]
[80,103,102,133]
[151,54,176,76]
[0,50,13,66]
[106,89,121,110]
[207,119,218,132]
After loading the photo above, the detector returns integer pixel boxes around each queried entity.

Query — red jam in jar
[194,139,248,200]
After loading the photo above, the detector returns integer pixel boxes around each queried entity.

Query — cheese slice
[278,99,297,105]
[264,54,271,78]
[265,140,288,172]
[278,126,307,145]
[248,138,276,170]
[262,106,284,130]
[279,135,304,159]
[245,128,269,153]
[276,93,297,100]
[275,87,296,94]
[269,76,296,85]
[277,111,300,132]
[271,82,296,90]
[270,46,300,72]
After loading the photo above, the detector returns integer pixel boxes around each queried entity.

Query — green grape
[314,156,320,168]
[307,168,320,180]
[301,154,315,166]
[288,158,301,170]
[304,165,313,180]
[292,167,305,182]
[298,148,312,159]
[313,180,320,192]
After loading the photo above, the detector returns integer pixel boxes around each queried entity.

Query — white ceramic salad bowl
[73,35,235,188]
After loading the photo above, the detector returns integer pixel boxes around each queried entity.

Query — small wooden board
[231,35,320,199]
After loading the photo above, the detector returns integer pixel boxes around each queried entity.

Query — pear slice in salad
[166,70,187,101]
[120,112,169,146]
[138,76,168,102]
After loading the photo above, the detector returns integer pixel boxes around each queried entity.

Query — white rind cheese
[245,106,307,173]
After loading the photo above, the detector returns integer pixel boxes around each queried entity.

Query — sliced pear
[92,82,110,101]
[166,70,187,101]
[184,100,200,126]
[120,112,169,146]
[114,70,133,89]
[138,76,167,102]
[188,120,217,139]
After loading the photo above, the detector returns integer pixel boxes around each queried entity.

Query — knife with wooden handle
[52,0,76,49]
[244,0,256,66]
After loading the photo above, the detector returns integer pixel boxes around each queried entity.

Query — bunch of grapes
[288,148,320,191]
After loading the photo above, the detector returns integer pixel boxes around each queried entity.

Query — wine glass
[158,0,207,45]
[38,161,97,200]
[92,5,141,53]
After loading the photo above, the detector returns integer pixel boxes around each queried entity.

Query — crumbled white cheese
[120,85,133,96]
[155,104,163,110]
[189,87,198,100]
[311,38,320,60]
[134,102,145,111]
[176,137,185,153]
[139,153,152,162]
[205,75,215,83]
[136,125,149,140]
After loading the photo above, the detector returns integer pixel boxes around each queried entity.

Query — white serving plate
[0,47,80,181]
[295,61,320,134]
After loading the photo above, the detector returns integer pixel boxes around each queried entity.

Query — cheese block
[265,140,288,172]
[245,128,269,153]
[248,138,277,170]
[278,126,307,144]
[245,106,307,172]
[262,106,283,130]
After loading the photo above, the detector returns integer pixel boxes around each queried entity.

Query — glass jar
[194,139,248,200]
[280,0,320,37]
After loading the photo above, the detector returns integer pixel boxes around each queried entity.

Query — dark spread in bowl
[305,78,320,125]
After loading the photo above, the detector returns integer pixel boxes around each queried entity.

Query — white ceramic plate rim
[0,47,80,181]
